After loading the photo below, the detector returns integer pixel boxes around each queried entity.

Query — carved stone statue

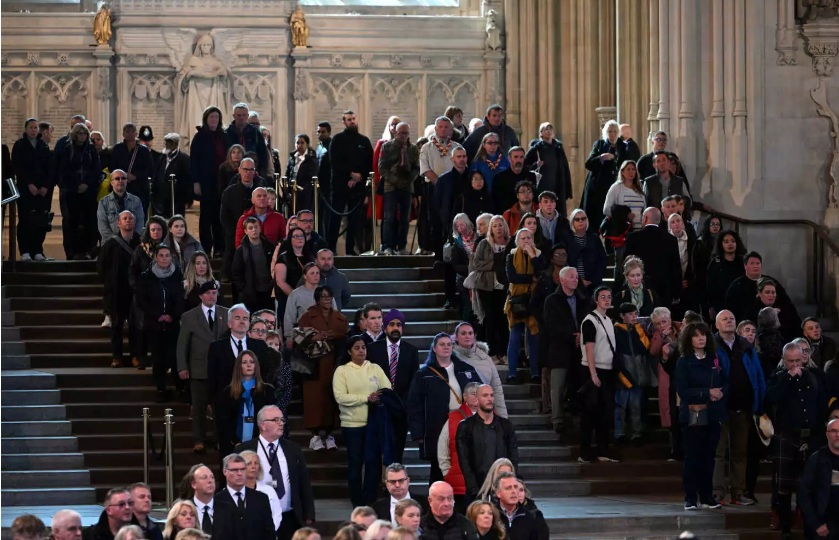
[93,3,112,45]
[290,5,310,48]
[485,9,502,51]
[797,0,839,22]
[164,29,240,145]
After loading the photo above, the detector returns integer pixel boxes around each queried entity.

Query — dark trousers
[382,189,412,250]
[327,189,366,255]
[243,292,274,315]
[60,189,97,258]
[478,289,509,357]
[190,379,211,443]
[580,368,615,458]
[745,419,764,495]
[668,378,682,459]
[343,426,380,506]
[145,321,180,392]
[16,190,51,256]
[428,457,444,486]
[277,511,300,540]
[109,302,133,360]
[682,422,722,504]
[417,182,432,251]
[222,233,235,281]
[393,416,408,464]
[198,196,224,257]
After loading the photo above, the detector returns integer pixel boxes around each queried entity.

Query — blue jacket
[407,354,480,460]
[565,230,607,289]
[715,334,766,415]
[674,352,728,425]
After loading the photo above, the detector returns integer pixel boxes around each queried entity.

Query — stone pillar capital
[803,21,839,76]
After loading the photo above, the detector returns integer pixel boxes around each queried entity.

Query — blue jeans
[382,189,412,250]
[342,426,380,506]
[614,386,643,439]
[506,322,539,378]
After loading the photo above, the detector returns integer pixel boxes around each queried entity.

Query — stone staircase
[0,289,97,507]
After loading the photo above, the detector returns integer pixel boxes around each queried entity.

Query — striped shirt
[603,182,647,229]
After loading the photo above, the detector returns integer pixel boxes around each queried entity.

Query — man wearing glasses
[372,463,427,523]
[220,157,266,279]
[97,168,145,244]
[636,130,680,181]
[83,488,135,540]
[501,179,538,234]
[237,405,316,540]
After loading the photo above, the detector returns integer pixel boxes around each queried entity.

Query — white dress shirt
[226,485,246,508]
[193,497,214,520]
[230,335,249,357]
[255,482,283,530]
[256,435,292,513]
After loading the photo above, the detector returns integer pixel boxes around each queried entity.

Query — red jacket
[443,402,474,495]
[502,202,539,233]
[234,207,287,247]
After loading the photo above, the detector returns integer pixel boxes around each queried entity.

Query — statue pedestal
[92,45,115,142]
[291,47,314,134]
[824,205,839,229]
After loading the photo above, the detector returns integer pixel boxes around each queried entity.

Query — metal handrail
[699,209,839,316]
[2,177,19,206]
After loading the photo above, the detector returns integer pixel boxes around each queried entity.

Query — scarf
[484,152,504,171]
[505,248,540,334]
[673,230,688,274]
[238,379,257,442]
[462,233,476,256]
[151,263,175,279]
[629,285,644,311]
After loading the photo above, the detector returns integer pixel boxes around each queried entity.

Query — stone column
[656,0,671,137]
[678,0,697,183]
[616,0,650,148]
[291,47,313,139]
[647,0,660,151]
[709,0,727,199]
[91,45,115,143]
[731,0,749,203]
[597,0,616,111]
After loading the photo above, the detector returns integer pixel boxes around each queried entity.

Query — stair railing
[2,177,19,268]
[698,209,839,317]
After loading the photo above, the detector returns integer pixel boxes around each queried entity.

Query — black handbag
[288,347,316,376]
[508,294,531,318]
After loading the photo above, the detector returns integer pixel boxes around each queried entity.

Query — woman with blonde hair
[292,528,322,540]
[386,527,417,540]
[239,449,282,530]
[476,457,515,501]
[469,215,511,363]
[114,525,145,540]
[174,529,210,540]
[162,500,198,540]
[648,306,682,461]
[603,160,646,231]
[614,255,660,317]
[466,501,506,540]
[363,520,392,540]
[504,227,544,384]
[394,499,422,533]
[183,251,224,310]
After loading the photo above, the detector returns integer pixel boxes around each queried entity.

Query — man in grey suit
[177,281,229,454]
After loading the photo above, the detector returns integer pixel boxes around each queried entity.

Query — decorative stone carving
[390,55,403,67]
[130,73,174,101]
[361,54,373,67]
[290,5,310,48]
[38,74,88,104]
[808,41,839,75]
[777,0,799,64]
[57,52,70,66]
[232,74,275,104]
[485,9,502,51]
[595,106,618,128]
[810,78,839,226]
[797,0,839,22]
[93,3,112,45]
[449,55,461,66]
[330,55,343,67]
[294,70,310,102]
[420,56,432,67]
[163,30,237,140]
[27,52,40,66]
[95,66,112,101]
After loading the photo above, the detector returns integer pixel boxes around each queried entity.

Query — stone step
[1,452,86,470]
[346,280,444,294]
[1,405,66,422]
[1,389,62,406]
[0,370,56,390]
[0,341,25,355]
[346,292,445,308]
[1,327,20,340]
[1,487,97,506]
[1,355,31,370]
[1,420,73,437]
[1,469,91,488]
[543,512,727,536]
[586,475,773,496]
[1,436,79,453]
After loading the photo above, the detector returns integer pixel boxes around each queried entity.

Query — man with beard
[502,180,538,233]
[637,131,687,185]
[463,104,520,161]
[378,122,419,255]
[224,103,269,177]
[326,110,373,255]
[455,384,519,501]
[369,308,420,461]
[150,133,192,218]
[493,146,537,214]
[315,122,332,234]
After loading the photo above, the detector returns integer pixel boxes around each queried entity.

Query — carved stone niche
[802,21,839,76]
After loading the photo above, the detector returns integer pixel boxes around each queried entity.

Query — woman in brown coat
[296,285,349,451]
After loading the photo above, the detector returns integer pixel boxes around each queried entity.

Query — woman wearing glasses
[470,133,509,194]
[566,209,607,293]
[274,226,313,325]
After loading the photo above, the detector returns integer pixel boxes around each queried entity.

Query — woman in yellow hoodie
[333,335,392,506]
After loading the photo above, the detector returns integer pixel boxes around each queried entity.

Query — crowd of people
[5,102,839,540]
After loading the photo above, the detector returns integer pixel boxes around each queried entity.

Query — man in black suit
[623,207,682,306]
[368,309,419,461]
[371,463,427,523]
[213,453,276,540]
[235,405,316,540]
[543,267,588,435]
[149,133,192,218]
[207,303,268,401]
[360,302,385,345]
[177,281,230,453]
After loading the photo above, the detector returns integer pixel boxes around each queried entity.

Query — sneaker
[101,315,112,328]
[577,455,592,463]
[309,435,325,451]
[700,498,722,509]
[743,492,759,504]
[33,253,46,261]
[597,454,621,463]
[324,435,337,450]
[20,253,31,261]
[398,248,410,255]
[730,495,755,506]
[684,501,698,511]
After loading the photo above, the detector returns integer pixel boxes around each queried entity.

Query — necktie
[207,309,214,330]
[268,442,286,499]
[236,491,244,510]
[389,344,398,384]
[236,339,243,354]
[201,506,212,534]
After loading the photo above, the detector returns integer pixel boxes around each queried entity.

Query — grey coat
[176,304,229,379]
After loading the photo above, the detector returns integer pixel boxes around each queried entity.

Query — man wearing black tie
[207,303,268,401]
[177,281,229,454]
[213,453,276,540]
[236,405,316,540]
[190,464,217,537]
[368,309,419,461]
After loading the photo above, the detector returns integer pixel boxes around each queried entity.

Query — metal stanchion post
[362,173,379,256]
[281,176,289,215]
[274,173,281,211]
[142,407,150,485]
[164,410,174,508]
[291,178,299,215]
[169,174,176,218]
[313,176,319,229]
